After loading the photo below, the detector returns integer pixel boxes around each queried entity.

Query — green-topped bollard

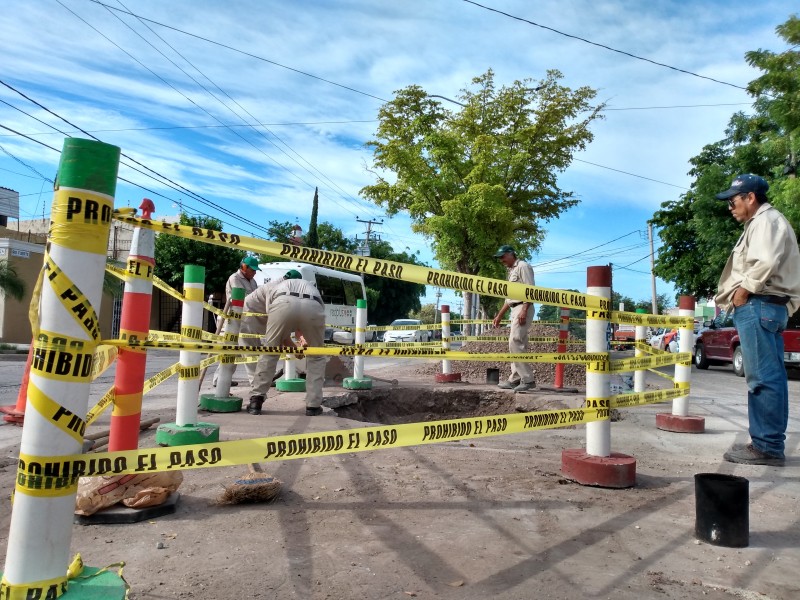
[200,286,244,412]
[344,299,373,390]
[1,138,128,599]
[276,354,306,391]
[157,265,220,446]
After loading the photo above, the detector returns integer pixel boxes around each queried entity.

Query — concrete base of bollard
[343,377,373,390]
[0,405,24,424]
[561,448,636,488]
[156,422,221,446]
[276,378,306,392]
[74,492,180,526]
[0,566,129,599]
[435,373,462,383]
[656,413,705,433]
[199,394,243,413]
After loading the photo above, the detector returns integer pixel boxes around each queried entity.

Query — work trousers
[733,297,789,458]
[507,303,534,385]
[251,298,326,408]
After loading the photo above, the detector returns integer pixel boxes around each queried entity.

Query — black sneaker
[723,443,785,466]
[247,395,265,415]
[305,407,323,417]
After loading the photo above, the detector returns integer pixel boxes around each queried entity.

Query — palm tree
[0,261,25,301]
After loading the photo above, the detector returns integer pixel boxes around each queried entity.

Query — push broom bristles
[217,464,282,505]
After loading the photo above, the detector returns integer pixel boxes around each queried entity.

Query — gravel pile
[416,324,587,388]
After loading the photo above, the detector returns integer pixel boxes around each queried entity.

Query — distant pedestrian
[715,174,800,466]
[491,245,536,392]
[247,272,326,416]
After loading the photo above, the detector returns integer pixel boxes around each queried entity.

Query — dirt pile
[417,324,587,388]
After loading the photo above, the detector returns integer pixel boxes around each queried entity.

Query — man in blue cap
[491,244,536,392]
[715,174,800,466]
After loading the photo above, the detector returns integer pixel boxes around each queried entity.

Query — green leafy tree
[409,303,438,324]
[154,213,246,294]
[307,187,320,249]
[317,223,358,253]
[362,69,603,320]
[651,17,800,298]
[0,260,25,300]
[364,240,427,324]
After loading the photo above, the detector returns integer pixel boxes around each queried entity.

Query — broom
[217,463,282,505]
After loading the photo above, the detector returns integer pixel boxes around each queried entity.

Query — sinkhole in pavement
[329,387,520,425]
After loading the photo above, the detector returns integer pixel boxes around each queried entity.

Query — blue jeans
[732,298,789,458]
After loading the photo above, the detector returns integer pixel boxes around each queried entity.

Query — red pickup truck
[693,311,800,376]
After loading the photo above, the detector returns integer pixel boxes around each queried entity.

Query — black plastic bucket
[486,368,500,385]
[694,473,749,547]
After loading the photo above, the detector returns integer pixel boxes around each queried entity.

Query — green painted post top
[635,308,648,313]
[356,299,367,309]
[184,265,206,283]
[56,138,120,197]
[230,287,246,301]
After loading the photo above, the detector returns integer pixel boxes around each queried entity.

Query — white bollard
[634,323,648,393]
[176,265,205,427]
[285,355,298,380]
[353,298,367,379]
[672,296,695,416]
[435,305,462,383]
[343,299,372,389]
[3,138,120,596]
[586,267,612,457]
[215,286,244,397]
[441,305,452,375]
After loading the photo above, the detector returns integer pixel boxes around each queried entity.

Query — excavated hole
[331,387,520,425]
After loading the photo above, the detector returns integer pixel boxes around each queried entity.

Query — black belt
[509,302,525,308]
[751,294,790,305]
[274,292,323,305]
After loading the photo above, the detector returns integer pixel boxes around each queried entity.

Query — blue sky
[1,0,796,313]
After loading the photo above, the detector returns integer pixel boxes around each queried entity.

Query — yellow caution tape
[0,574,68,600]
[91,344,118,379]
[27,382,85,444]
[98,338,610,368]
[612,310,693,328]
[30,332,94,383]
[44,255,100,342]
[611,352,691,372]
[147,330,183,342]
[50,189,114,255]
[125,256,153,281]
[112,214,611,311]
[142,362,181,393]
[609,386,688,408]
[647,367,676,382]
[180,325,202,341]
[86,386,115,426]
[14,406,608,492]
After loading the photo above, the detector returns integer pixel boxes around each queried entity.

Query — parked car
[383,319,431,343]
[694,311,800,376]
[649,328,666,351]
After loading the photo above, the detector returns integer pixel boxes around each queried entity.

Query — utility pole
[648,222,658,314]
[434,287,442,324]
[356,216,383,254]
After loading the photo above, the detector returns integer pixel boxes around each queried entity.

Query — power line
[86,0,389,103]
[461,0,750,92]
[573,158,689,190]
[0,120,379,137]
[1,77,270,236]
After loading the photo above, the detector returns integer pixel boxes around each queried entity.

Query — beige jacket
[715,203,800,315]
[503,259,535,306]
